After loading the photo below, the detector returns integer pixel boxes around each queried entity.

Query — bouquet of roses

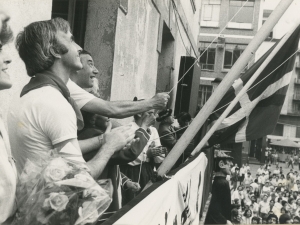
[13,150,112,225]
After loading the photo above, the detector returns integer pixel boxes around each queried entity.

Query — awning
[267,135,300,142]
[270,139,300,148]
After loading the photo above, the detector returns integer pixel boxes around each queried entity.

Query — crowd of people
[229,163,300,224]
[0,10,197,224]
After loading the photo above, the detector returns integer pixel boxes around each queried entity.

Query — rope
[168,0,250,94]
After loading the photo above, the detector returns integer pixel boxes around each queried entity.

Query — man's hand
[102,125,135,153]
[140,112,156,130]
[122,137,140,151]
[147,146,167,157]
[126,181,141,192]
[151,93,170,110]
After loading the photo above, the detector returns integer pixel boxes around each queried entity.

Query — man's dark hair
[16,17,70,76]
[251,216,260,223]
[279,213,291,224]
[0,18,13,45]
[267,214,278,224]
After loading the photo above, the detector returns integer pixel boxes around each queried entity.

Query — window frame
[199,47,216,71]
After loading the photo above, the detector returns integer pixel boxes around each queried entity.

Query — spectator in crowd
[279,213,292,224]
[252,216,261,224]
[231,167,240,191]
[259,194,270,219]
[267,213,278,224]
[231,208,242,224]
[293,216,300,224]
[244,172,253,187]
[241,209,252,224]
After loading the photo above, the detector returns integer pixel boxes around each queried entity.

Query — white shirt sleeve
[67,79,96,109]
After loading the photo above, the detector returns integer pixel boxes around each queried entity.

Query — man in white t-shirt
[259,194,270,218]
[257,165,264,175]
[10,18,136,178]
[67,50,169,120]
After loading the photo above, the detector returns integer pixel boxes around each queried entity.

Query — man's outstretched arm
[82,93,169,118]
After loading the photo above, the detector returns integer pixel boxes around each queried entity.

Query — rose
[43,192,69,212]
[43,158,71,183]
[75,201,99,225]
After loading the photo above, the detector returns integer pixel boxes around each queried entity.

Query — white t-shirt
[9,86,78,174]
[250,182,259,191]
[259,200,270,214]
[0,118,17,223]
[67,79,96,109]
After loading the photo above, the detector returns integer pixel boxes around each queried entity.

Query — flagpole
[156,0,295,178]
[191,20,300,156]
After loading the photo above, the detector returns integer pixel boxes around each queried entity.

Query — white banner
[113,153,208,225]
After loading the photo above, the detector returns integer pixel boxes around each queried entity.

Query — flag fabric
[102,153,208,225]
[208,25,300,144]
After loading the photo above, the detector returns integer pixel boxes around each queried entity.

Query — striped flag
[208,25,300,144]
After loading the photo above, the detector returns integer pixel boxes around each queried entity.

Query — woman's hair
[16,17,70,76]
[243,209,252,217]
[0,18,13,45]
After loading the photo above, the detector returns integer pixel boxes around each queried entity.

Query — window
[198,85,213,107]
[228,0,254,29]
[201,0,221,27]
[200,48,216,71]
[223,47,243,69]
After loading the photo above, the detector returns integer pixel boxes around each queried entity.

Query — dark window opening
[52,0,88,47]
[224,48,243,69]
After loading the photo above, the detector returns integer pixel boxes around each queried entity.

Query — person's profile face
[0,42,12,90]
[76,54,98,88]
[55,30,83,72]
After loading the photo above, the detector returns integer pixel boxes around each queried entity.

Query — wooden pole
[156,0,295,177]
[191,20,300,156]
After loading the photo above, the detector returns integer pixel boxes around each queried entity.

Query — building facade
[197,0,263,108]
